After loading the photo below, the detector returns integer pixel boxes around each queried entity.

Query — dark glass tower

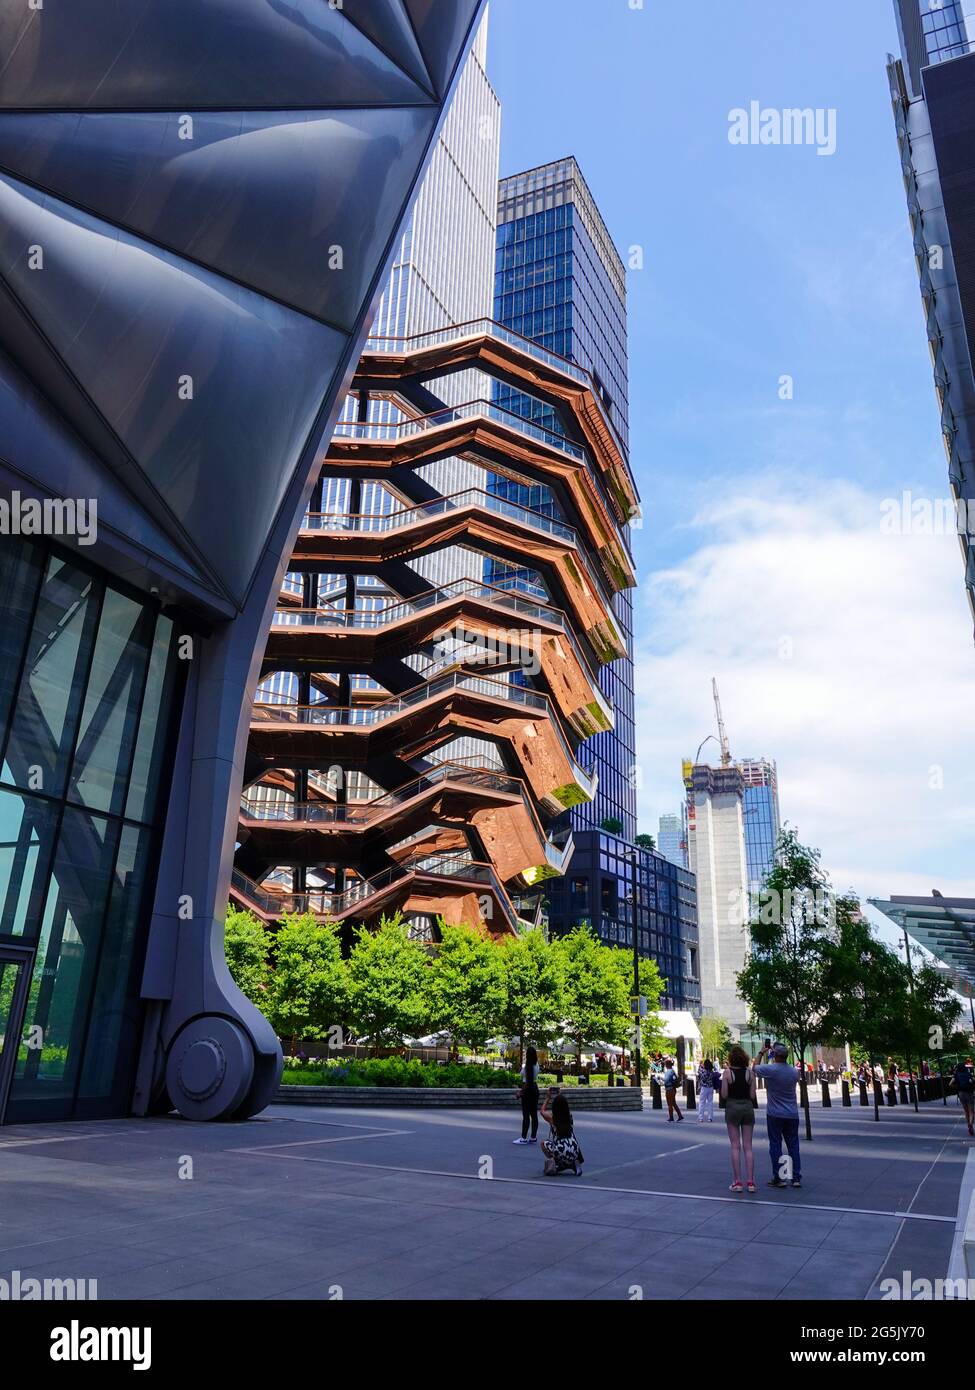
[491,158,699,1010]
[890,1,975,635]
[740,758,781,898]
[492,158,636,839]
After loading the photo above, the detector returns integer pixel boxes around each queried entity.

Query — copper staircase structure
[234,319,639,939]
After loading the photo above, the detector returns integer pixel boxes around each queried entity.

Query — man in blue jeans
[754,1043,802,1189]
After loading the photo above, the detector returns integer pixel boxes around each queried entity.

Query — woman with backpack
[949,1057,975,1136]
[514,1045,540,1144]
[540,1088,584,1175]
[720,1044,757,1193]
[662,1056,683,1122]
[697,1057,718,1122]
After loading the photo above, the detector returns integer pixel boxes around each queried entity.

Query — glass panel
[78,824,153,1105]
[12,808,120,1103]
[0,959,24,1062]
[0,536,43,753]
[1,556,100,799]
[0,787,59,939]
[125,615,176,825]
[68,589,150,816]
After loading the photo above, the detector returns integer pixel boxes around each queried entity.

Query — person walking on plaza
[697,1057,718,1122]
[514,1045,540,1144]
[754,1042,802,1189]
[720,1045,757,1192]
[662,1056,683,1122]
[949,1057,975,1136]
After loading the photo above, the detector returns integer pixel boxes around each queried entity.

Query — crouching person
[540,1087,584,1176]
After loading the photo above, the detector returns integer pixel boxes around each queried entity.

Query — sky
[486,0,975,935]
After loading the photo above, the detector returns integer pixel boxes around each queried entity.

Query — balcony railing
[240,762,573,877]
[302,487,618,607]
[268,576,614,727]
[240,763,522,826]
[270,575,557,631]
[304,487,575,543]
[363,315,630,468]
[231,849,520,931]
[252,670,547,726]
[251,669,597,804]
[332,397,587,465]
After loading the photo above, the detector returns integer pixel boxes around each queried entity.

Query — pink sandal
[746,1182,756,1193]
[729,1182,743,1192]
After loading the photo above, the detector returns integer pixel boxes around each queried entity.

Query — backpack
[954,1067,974,1093]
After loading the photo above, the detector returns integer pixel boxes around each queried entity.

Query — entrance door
[0,946,34,1126]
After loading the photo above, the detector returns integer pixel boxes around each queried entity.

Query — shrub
[280,1057,517,1088]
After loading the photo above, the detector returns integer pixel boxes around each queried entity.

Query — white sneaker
[513,1138,530,1145]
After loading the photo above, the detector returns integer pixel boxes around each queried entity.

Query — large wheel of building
[165,1017,255,1121]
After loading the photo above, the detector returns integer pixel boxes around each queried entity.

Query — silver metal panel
[0,347,206,584]
[403,0,482,97]
[0,173,347,605]
[0,108,439,331]
[0,0,429,109]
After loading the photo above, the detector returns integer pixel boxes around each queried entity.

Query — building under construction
[684,684,780,1028]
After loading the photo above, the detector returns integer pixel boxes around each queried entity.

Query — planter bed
[274,1084,642,1110]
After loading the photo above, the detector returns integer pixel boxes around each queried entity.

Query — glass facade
[0,535,185,1123]
[487,160,698,996]
[922,0,969,63]
[658,811,688,869]
[543,830,699,1011]
[491,159,637,840]
[740,759,781,897]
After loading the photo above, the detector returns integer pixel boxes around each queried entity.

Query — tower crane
[712,677,732,767]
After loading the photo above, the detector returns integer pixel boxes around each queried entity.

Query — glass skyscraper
[890,2,975,635]
[490,158,698,1010]
[492,158,636,839]
[740,758,781,897]
[658,811,688,870]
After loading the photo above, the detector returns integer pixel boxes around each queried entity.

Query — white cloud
[635,474,975,906]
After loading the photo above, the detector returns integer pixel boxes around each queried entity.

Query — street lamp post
[630,848,641,1088]
[902,927,920,1114]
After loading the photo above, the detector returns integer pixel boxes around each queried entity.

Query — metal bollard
[842,1080,852,1107]
[886,1080,897,1106]
[898,1078,909,1105]
[858,1080,869,1106]
[821,1080,832,1108]
[685,1076,696,1110]
[651,1078,662,1109]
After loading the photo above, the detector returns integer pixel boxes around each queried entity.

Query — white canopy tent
[656,1011,702,1064]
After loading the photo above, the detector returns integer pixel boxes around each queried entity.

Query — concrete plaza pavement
[0,1098,971,1301]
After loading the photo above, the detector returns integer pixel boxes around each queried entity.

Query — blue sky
[487,0,975,925]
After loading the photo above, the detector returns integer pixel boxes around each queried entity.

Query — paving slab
[0,1102,969,1301]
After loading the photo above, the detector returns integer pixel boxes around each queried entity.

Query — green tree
[427,923,506,1056]
[898,960,962,1067]
[264,911,348,1055]
[346,914,430,1051]
[499,927,566,1065]
[737,830,851,1139]
[698,1014,734,1065]
[224,904,270,1004]
[829,908,910,1117]
[556,926,634,1055]
[635,834,656,851]
[599,817,624,835]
